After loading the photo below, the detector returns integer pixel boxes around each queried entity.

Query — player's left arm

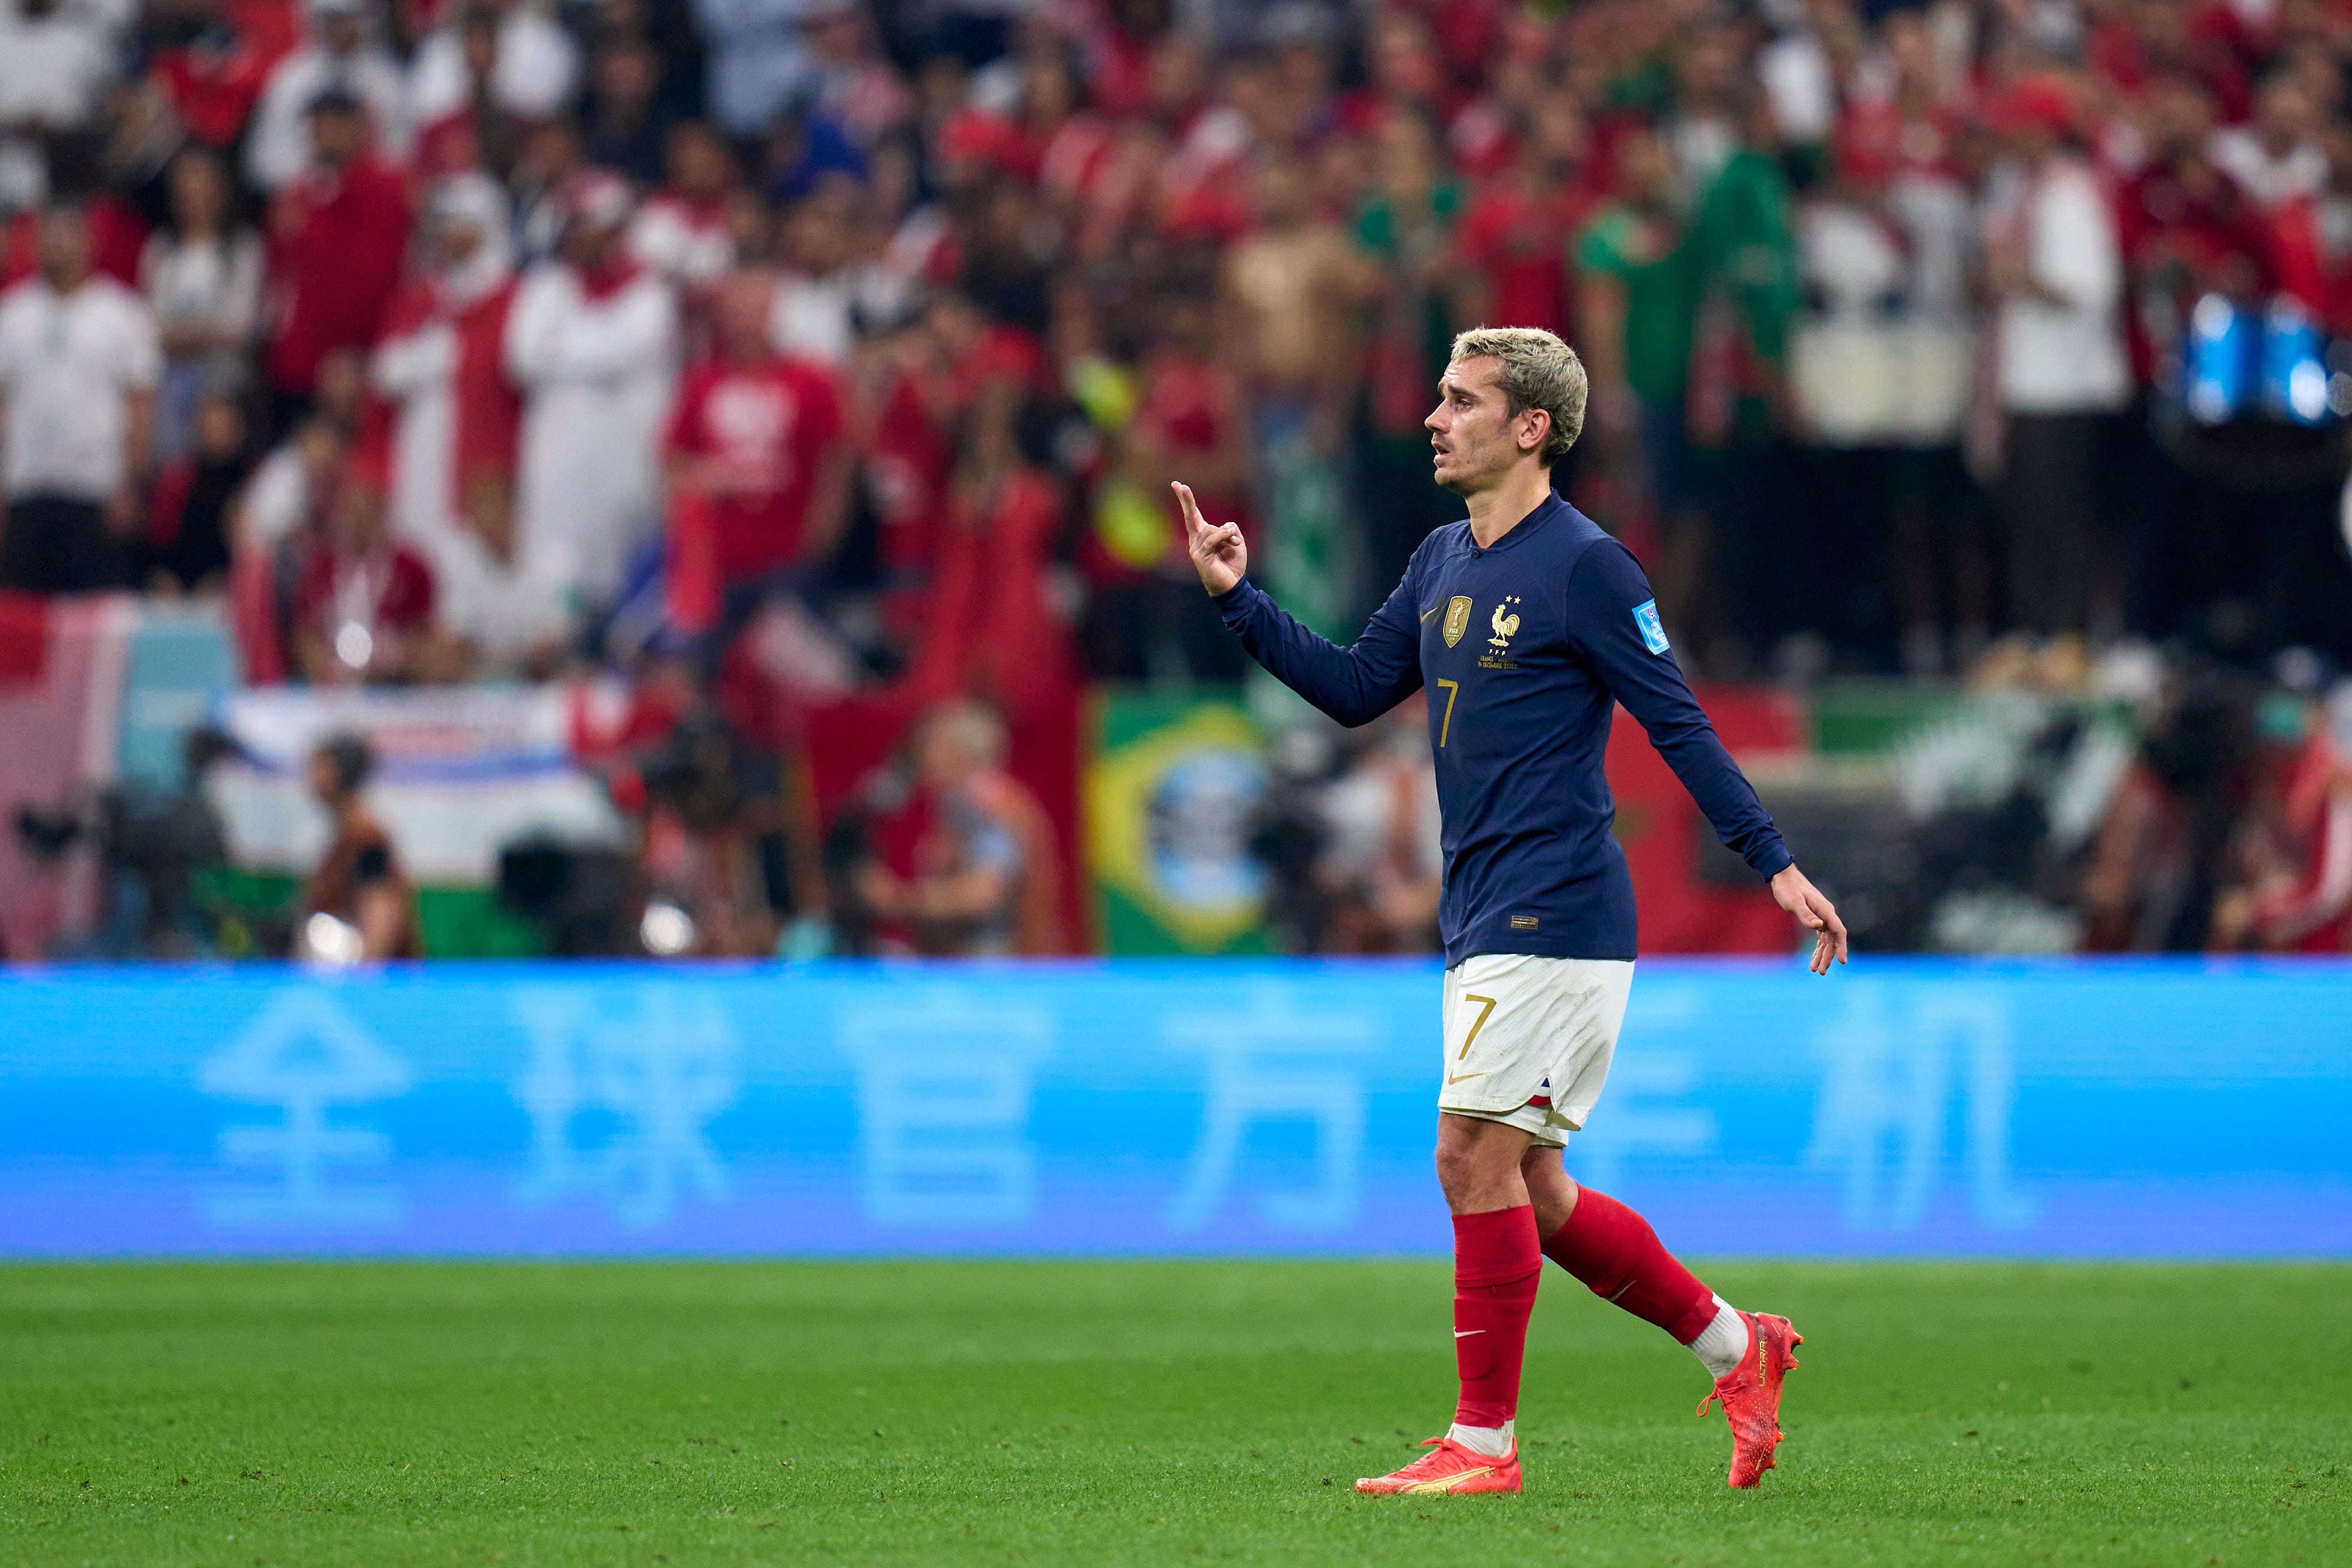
[1565,541,1847,973]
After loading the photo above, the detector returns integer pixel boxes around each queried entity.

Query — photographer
[838,700,1063,958]
[12,727,235,959]
[620,681,803,958]
[298,733,419,961]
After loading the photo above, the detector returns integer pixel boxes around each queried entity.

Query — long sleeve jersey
[1217,492,1791,964]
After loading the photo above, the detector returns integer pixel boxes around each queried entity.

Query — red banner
[1608,683,1808,954]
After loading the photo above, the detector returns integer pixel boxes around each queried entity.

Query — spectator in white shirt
[245,0,416,194]
[140,147,262,459]
[0,0,116,212]
[409,0,580,128]
[507,172,678,609]
[235,413,345,557]
[0,202,161,592]
[419,466,577,679]
[1984,76,2132,639]
[629,119,740,296]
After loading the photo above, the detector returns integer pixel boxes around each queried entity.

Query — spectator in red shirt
[291,455,436,685]
[664,269,850,661]
[2212,691,2352,954]
[897,369,1076,723]
[2300,120,2352,335]
[1337,8,1455,135]
[1121,290,1250,680]
[263,86,413,433]
[146,0,295,153]
[2117,75,2291,379]
[1455,93,1596,339]
[1129,290,1249,552]
[2246,701,2352,952]
[0,186,148,295]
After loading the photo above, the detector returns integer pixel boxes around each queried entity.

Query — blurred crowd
[1,0,2348,957]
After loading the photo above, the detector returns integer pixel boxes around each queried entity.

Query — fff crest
[1442,596,1473,647]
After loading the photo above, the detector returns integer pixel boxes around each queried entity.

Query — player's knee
[1432,1127,1516,1203]
[1432,1138,1487,1198]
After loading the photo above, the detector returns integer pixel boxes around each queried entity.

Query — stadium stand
[0,0,2346,961]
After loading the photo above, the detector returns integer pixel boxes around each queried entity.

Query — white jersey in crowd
[0,1,113,126]
[240,441,313,550]
[0,275,160,502]
[0,1,115,208]
[245,42,415,193]
[770,269,856,366]
[407,9,578,126]
[628,196,736,292]
[140,229,263,363]
[373,315,469,556]
[372,175,513,556]
[505,261,677,606]
[1991,156,2131,416]
[428,526,574,676]
[2206,123,2328,212]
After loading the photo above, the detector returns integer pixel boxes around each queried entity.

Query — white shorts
[1437,954,1635,1148]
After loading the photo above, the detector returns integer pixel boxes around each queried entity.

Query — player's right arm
[1176,480,1423,727]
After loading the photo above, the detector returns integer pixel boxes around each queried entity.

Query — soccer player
[1175,325,1847,1496]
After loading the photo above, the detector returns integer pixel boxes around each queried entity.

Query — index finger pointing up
[1171,481,1205,536]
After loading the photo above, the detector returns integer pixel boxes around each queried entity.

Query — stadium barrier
[1,958,2345,1257]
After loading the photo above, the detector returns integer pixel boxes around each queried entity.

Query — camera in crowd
[12,729,239,959]
[498,706,794,958]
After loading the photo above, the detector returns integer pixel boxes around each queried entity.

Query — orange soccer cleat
[1698,1311,1802,1487]
[1354,1435,1523,1495]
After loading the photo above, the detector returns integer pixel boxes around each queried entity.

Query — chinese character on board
[199,989,411,1227]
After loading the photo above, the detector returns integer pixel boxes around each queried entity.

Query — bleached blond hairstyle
[1448,326,1588,462]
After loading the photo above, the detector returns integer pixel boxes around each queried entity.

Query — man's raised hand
[1175,481,1247,596]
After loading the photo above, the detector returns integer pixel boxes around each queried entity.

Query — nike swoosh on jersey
[1445,1069,1489,1085]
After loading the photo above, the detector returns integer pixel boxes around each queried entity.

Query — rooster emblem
[1488,600,1521,651]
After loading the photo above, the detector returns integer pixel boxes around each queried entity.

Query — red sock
[1541,1186,1718,1345]
[1452,1205,1542,1430]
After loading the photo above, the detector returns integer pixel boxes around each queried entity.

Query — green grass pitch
[1,1260,2344,1566]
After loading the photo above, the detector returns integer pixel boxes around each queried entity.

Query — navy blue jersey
[1215,493,1791,964]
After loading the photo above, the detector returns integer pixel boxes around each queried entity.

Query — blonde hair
[1448,326,1588,462]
